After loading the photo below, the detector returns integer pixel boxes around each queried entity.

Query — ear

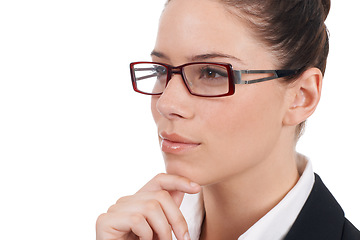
[283,68,323,126]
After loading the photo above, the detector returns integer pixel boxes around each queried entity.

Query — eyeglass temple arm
[133,67,159,81]
[233,70,298,84]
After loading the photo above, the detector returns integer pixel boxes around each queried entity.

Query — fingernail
[184,231,191,240]
[190,182,200,188]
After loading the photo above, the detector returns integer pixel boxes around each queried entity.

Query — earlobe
[283,68,323,126]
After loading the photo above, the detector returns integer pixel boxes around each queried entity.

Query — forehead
[154,0,274,69]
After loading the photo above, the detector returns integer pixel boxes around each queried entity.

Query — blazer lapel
[284,174,345,240]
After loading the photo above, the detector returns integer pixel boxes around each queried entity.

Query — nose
[154,74,195,120]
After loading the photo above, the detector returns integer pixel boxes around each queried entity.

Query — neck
[200,150,300,240]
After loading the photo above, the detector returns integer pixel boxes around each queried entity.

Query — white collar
[173,154,315,240]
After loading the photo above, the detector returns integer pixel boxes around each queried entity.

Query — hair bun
[321,0,331,20]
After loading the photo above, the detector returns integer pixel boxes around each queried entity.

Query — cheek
[203,85,285,168]
[149,85,286,184]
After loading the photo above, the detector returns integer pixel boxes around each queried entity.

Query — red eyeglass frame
[130,61,298,98]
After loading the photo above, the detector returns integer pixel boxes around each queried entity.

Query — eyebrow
[150,50,246,65]
[190,53,245,64]
[150,50,170,60]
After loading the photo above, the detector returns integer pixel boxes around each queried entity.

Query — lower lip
[161,139,200,154]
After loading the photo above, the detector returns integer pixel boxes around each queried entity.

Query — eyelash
[199,67,228,78]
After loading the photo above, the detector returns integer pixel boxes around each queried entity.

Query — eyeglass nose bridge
[168,66,182,77]
[166,66,186,84]
[164,66,193,93]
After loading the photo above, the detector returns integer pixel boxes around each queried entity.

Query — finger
[141,199,173,240]
[139,173,201,208]
[169,190,185,208]
[130,214,154,240]
[139,173,201,194]
[120,191,191,240]
[153,190,191,240]
[96,212,153,240]
[110,192,189,240]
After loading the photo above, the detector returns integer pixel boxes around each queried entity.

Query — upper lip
[159,132,200,144]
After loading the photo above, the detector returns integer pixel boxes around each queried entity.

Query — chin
[164,157,202,183]
[165,162,215,186]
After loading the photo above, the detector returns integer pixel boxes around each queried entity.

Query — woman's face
[151,0,290,186]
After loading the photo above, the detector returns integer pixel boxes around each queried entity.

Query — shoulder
[284,174,360,240]
[342,218,360,240]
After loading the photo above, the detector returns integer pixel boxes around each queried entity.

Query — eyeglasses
[130,61,298,97]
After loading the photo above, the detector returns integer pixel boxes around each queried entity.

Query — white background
[0,0,359,239]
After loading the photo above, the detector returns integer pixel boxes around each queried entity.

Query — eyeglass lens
[133,63,230,96]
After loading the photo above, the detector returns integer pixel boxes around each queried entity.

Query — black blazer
[284,174,360,240]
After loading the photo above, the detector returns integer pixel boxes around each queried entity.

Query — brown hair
[166,0,331,139]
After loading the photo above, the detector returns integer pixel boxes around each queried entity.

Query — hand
[96,173,201,240]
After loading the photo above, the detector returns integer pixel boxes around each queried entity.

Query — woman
[97,0,360,239]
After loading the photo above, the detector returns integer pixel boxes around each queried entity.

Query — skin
[96,0,322,239]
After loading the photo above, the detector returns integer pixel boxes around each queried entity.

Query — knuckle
[107,203,119,213]
[96,213,107,228]
[129,213,144,226]
[155,173,166,178]
[116,195,131,204]
[155,190,170,199]
[144,199,160,211]
[153,173,166,183]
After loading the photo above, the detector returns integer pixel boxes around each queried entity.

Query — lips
[159,132,200,154]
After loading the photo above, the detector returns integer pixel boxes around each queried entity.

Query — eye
[199,66,228,79]
[154,65,167,75]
